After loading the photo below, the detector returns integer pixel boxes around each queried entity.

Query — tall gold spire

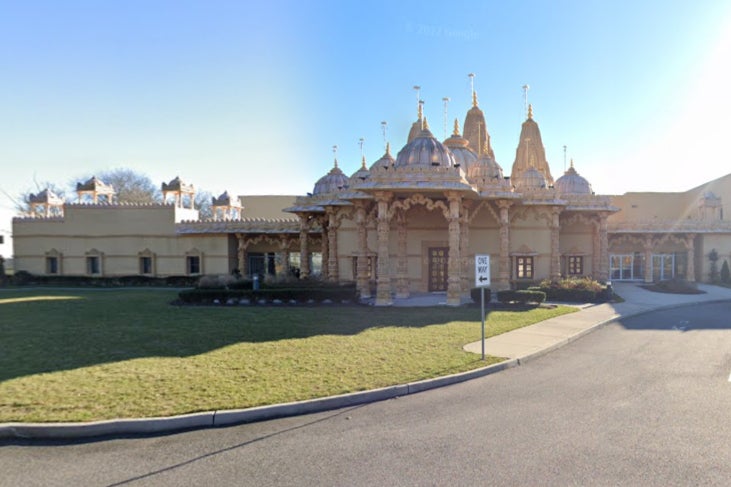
[453,118,460,136]
[417,99,423,120]
[386,141,391,155]
[332,145,338,169]
[423,116,430,130]
[472,90,478,107]
[361,155,367,169]
[527,104,533,120]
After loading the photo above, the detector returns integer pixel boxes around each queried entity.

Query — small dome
[513,167,547,190]
[467,153,504,182]
[370,143,395,171]
[350,155,370,182]
[554,161,593,195]
[444,118,478,170]
[395,123,457,168]
[313,161,349,195]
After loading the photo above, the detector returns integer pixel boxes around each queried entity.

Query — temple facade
[12,92,731,305]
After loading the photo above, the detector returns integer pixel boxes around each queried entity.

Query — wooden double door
[428,247,449,292]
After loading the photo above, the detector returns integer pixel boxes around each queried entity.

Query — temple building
[12,88,731,305]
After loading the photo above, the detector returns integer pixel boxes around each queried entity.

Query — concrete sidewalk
[464,282,731,360]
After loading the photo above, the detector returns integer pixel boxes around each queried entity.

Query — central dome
[395,124,456,168]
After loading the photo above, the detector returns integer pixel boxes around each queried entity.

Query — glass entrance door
[652,254,675,281]
[610,254,635,280]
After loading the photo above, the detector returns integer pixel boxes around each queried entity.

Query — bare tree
[87,168,161,204]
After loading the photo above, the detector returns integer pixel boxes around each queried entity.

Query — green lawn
[0,289,576,423]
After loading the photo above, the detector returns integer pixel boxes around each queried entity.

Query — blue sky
[2,1,731,256]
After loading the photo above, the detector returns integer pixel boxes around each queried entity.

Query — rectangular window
[568,256,584,276]
[86,256,100,275]
[46,256,58,275]
[187,256,201,275]
[140,256,152,275]
[516,256,534,279]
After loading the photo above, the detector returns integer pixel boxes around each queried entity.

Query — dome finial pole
[359,138,366,168]
[381,121,388,151]
[418,100,424,130]
[468,73,476,107]
[413,85,421,117]
[522,84,530,118]
[563,145,567,172]
[332,144,338,168]
[442,97,450,139]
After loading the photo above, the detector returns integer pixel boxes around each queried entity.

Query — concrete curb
[0,359,518,440]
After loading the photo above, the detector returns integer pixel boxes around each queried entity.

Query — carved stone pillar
[497,200,512,291]
[446,192,462,306]
[395,210,409,298]
[460,202,471,297]
[321,218,329,280]
[550,206,561,279]
[643,235,653,283]
[592,220,600,279]
[236,233,248,277]
[299,215,310,278]
[355,202,370,298]
[686,234,696,282]
[327,208,339,282]
[599,214,609,282]
[375,192,393,306]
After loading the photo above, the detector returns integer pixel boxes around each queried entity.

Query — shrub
[536,277,609,303]
[470,287,491,303]
[197,274,236,289]
[497,289,546,304]
[721,260,730,284]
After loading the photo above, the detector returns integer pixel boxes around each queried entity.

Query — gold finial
[527,104,533,119]
[332,145,338,168]
[453,118,460,136]
[417,99,424,120]
[386,141,391,155]
[472,90,478,107]
[361,154,367,169]
[423,116,430,130]
[570,158,574,168]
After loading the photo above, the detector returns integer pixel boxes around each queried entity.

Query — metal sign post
[475,255,490,361]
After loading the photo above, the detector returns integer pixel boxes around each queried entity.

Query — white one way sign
[475,254,490,287]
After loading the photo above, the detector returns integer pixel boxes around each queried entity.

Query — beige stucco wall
[13,204,232,277]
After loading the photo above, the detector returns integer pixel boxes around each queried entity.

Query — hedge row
[8,271,198,287]
[178,287,359,304]
[530,286,611,303]
[497,290,547,304]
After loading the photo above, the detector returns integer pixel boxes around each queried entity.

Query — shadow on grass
[0,289,539,382]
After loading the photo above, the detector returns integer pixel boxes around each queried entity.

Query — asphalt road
[3,303,731,486]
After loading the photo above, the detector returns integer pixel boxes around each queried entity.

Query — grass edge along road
[0,289,576,423]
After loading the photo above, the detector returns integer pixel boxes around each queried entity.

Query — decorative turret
[76,176,115,204]
[211,191,242,220]
[29,188,64,217]
[162,177,195,209]
[510,104,554,188]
